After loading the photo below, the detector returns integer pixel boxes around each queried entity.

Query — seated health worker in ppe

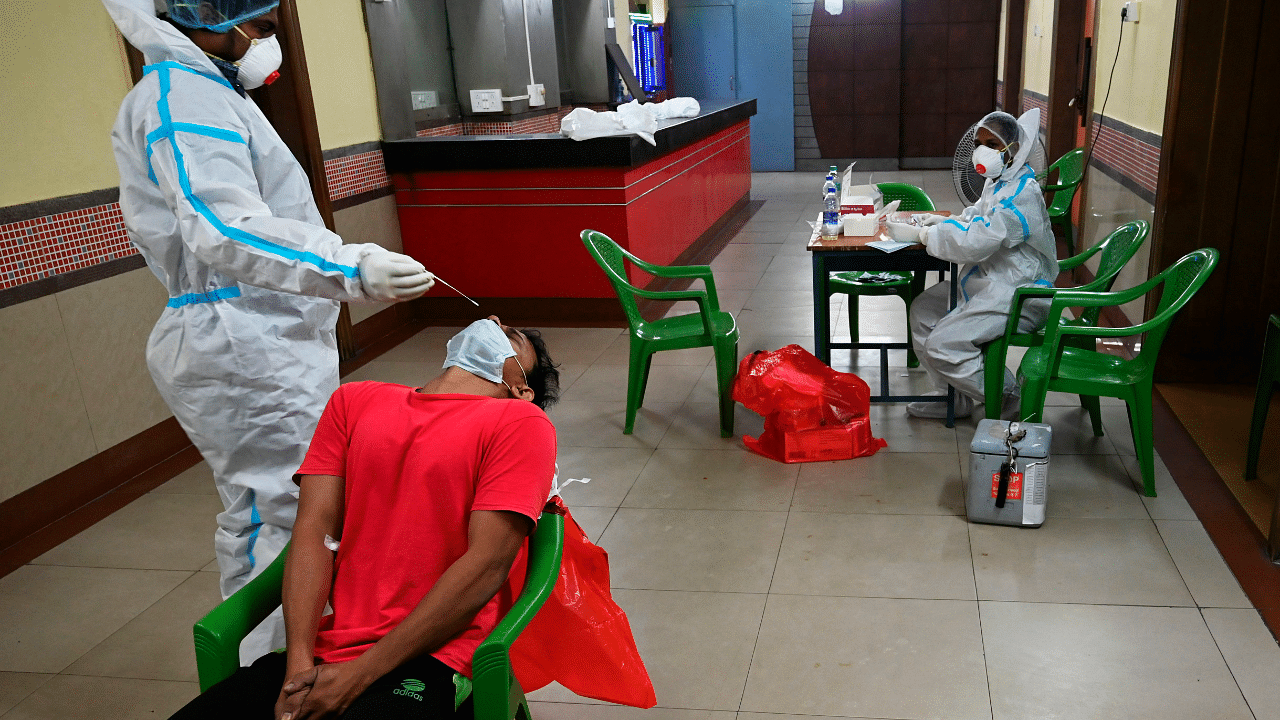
[102,0,437,661]
[167,317,560,720]
[903,108,1059,419]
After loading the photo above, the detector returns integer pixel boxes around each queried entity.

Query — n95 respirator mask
[444,319,523,386]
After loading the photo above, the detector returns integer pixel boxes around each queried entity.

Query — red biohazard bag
[509,497,657,708]
[732,344,887,463]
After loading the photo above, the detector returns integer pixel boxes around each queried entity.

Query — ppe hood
[101,0,220,76]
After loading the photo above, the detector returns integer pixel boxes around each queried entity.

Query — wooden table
[807,217,960,426]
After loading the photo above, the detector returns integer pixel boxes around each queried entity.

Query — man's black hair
[520,329,560,410]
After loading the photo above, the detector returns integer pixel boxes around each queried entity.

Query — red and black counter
[382,99,756,323]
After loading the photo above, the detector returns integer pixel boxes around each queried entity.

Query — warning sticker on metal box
[991,472,1023,500]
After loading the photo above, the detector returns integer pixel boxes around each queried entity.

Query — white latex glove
[918,225,931,246]
[358,252,435,302]
[885,220,922,244]
[912,213,945,227]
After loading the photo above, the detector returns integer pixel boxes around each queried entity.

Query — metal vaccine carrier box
[967,419,1052,527]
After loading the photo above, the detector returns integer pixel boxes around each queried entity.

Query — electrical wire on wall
[1084,5,1128,171]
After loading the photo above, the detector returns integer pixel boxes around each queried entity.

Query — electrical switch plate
[527,84,546,107]
[1032,24,1041,37]
[469,89,503,113]
[410,90,438,110]
[1122,1,1141,22]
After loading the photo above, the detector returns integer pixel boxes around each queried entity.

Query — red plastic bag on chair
[509,497,657,708]
[732,344,887,463]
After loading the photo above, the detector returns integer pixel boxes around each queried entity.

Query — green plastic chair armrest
[193,545,289,692]
[472,512,565,720]
[999,286,1059,341]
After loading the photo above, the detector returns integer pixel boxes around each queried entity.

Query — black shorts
[169,651,473,719]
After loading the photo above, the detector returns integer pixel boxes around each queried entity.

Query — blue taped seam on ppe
[943,219,968,230]
[149,65,360,279]
[144,61,234,91]
[166,286,242,308]
[1033,279,1054,287]
[999,173,1033,242]
[960,265,980,302]
[145,123,246,186]
[246,490,261,570]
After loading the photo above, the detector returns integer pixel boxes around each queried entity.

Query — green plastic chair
[582,230,739,437]
[1245,314,1280,481]
[192,512,566,720]
[983,220,1150,422]
[1017,248,1219,497]
[1042,148,1086,256]
[827,183,935,368]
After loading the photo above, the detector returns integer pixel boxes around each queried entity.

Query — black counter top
[382,99,756,173]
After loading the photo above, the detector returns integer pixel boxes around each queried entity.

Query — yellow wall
[0,0,133,207]
[1021,0,1055,95]
[1091,0,1175,135]
[295,0,384,150]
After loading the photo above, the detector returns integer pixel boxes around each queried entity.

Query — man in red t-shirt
[170,316,559,720]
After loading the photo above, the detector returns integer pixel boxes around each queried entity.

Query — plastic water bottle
[822,187,840,236]
[829,165,841,196]
[822,171,836,200]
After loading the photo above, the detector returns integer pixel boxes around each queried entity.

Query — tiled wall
[1,204,131,291]
[792,1,818,170]
[414,107,575,138]
[1021,89,1049,132]
[322,150,391,202]
[1087,115,1160,199]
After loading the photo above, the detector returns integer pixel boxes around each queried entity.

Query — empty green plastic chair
[582,229,739,437]
[192,512,565,720]
[983,220,1150,422]
[1017,248,1219,497]
[827,183,935,368]
[1043,148,1086,256]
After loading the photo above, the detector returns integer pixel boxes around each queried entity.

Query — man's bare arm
[282,475,344,679]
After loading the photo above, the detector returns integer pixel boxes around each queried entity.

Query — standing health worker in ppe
[901,108,1059,419]
[103,0,436,661]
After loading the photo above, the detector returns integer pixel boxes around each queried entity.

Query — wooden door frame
[1046,0,1088,167]
[1001,0,1027,113]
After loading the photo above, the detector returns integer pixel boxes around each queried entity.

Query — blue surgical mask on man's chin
[443,319,524,388]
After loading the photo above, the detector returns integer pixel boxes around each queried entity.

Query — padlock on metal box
[967,419,1052,527]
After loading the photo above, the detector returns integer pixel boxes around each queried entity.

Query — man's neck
[416,366,508,400]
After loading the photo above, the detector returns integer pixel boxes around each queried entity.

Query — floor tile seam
[974,598,1207,609]
[609,449,658,519]
[784,509,966,518]
[1147,508,1222,610]
[0,671,55,717]
[607,587,769,596]
[1196,607,1264,720]
[39,672,195,685]
[22,560,212,572]
[968,520,997,719]
[760,592,980,604]
[27,569,201,678]
[734,582,777,714]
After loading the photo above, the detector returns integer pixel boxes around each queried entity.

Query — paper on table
[866,240,919,253]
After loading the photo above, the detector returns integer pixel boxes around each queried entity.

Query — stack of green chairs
[827,182,936,368]
[192,511,566,720]
[1016,249,1219,497]
[1043,148,1086,256]
[983,220,1149,423]
[581,230,739,437]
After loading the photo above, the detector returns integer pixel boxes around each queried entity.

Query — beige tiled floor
[2,171,1277,719]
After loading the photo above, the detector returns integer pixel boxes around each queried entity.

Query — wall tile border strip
[0,254,147,309]
[0,188,121,225]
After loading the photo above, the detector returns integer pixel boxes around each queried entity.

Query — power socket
[1122,1,1141,22]
[469,89,503,113]
[527,84,546,107]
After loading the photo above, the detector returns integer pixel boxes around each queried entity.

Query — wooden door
[901,0,1001,165]
[808,0,902,159]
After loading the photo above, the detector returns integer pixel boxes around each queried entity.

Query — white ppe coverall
[103,0,389,659]
[910,109,1059,405]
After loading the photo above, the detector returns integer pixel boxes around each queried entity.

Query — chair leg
[1019,374,1049,424]
[898,284,920,369]
[847,293,860,346]
[1130,389,1157,497]
[1062,218,1075,258]
[625,342,652,435]
[1080,395,1105,437]
[982,340,1006,420]
[713,337,739,438]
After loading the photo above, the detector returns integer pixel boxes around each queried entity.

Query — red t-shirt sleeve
[295,383,354,481]
[472,406,557,525]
